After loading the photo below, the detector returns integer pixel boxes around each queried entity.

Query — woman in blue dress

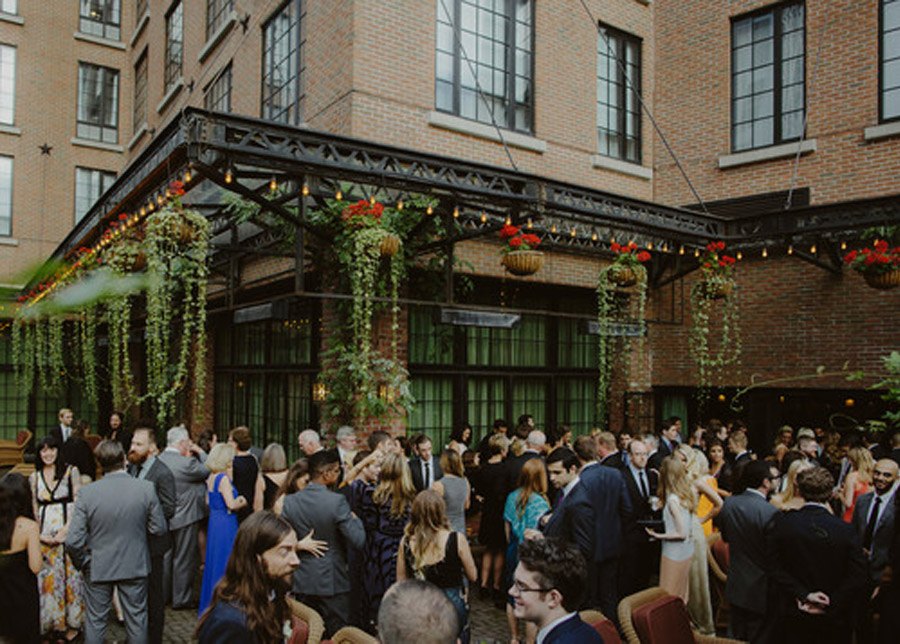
[503,458,550,644]
[198,443,248,615]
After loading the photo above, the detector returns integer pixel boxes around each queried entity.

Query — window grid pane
[262,0,306,125]
[408,307,453,365]
[206,0,234,40]
[0,0,16,15]
[79,0,121,41]
[0,45,14,125]
[466,315,546,367]
[75,167,116,223]
[434,0,533,133]
[205,64,232,112]
[77,63,119,143]
[409,376,454,448]
[597,25,642,164]
[731,2,805,151]
[556,378,598,436]
[467,377,505,448]
[883,0,900,120]
[0,156,11,236]
[133,50,147,131]
[512,379,547,430]
[165,2,184,91]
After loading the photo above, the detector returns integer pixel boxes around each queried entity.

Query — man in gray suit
[158,425,209,609]
[281,449,365,637]
[66,440,166,644]
[718,460,779,642]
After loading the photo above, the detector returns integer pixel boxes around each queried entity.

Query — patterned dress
[361,494,410,628]
[30,466,84,635]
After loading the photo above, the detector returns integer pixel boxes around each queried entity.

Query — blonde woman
[646,457,695,603]
[841,446,874,523]
[398,490,477,644]
[677,445,723,635]
[432,449,470,534]
[199,443,247,615]
[771,458,813,511]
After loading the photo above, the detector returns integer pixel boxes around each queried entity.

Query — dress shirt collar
[536,612,577,644]
[877,481,899,502]
[562,476,580,499]
[734,450,749,461]
[164,446,181,455]
[137,455,156,479]
[745,488,766,500]
[627,462,645,478]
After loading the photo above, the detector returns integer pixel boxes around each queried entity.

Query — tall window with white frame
[0,44,15,126]
[74,167,116,223]
[207,0,234,40]
[205,64,232,113]
[0,156,11,236]
[261,0,305,126]
[597,25,642,164]
[133,50,147,133]
[882,0,900,121]
[0,1,16,16]
[79,0,121,41]
[731,2,805,152]
[77,62,119,144]
[165,1,184,93]
[435,0,533,133]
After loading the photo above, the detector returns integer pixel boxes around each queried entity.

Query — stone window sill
[0,13,23,26]
[0,124,21,136]
[591,154,652,180]
[157,78,184,114]
[130,11,150,48]
[427,110,547,153]
[863,121,900,142]
[128,123,149,150]
[718,139,817,169]
[198,12,237,63]
[74,32,126,51]
[71,137,124,153]
[0,236,19,246]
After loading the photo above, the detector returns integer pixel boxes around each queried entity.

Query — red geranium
[636,251,651,263]
[844,238,900,276]
[169,180,185,197]
[508,236,523,248]
[521,233,541,247]
[341,199,384,226]
[500,224,521,239]
[698,241,737,280]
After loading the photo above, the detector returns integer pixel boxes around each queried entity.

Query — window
[77,63,119,143]
[409,377,454,447]
[75,167,115,222]
[205,64,232,112]
[597,26,642,164]
[731,3,805,151]
[262,0,306,125]
[133,50,147,132]
[0,45,14,125]
[165,1,183,91]
[882,0,900,121]
[435,0,533,133]
[136,0,146,23]
[207,0,233,40]
[79,0,121,41]
[0,155,10,236]
[0,0,16,15]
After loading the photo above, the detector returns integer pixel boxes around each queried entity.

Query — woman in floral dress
[29,435,84,641]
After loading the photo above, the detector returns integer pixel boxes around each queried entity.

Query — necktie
[639,470,649,499]
[424,461,431,488]
[863,496,881,551]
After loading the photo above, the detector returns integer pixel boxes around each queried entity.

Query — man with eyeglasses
[510,538,603,643]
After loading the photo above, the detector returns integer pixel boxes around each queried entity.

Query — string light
[301,183,309,196]
[505,216,512,226]
[156,193,164,205]
[526,218,533,229]
[840,241,847,250]
[183,166,193,183]
[550,224,557,233]
[453,207,459,218]
[662,243,669,252]
[762,248,768,258]
[570,228,577,237]
[335,190,343,201]
[426,205,433,215]
[679,246,685,255]
[480,212,487,223]
[694,249,700,257]
[787,245,794,255]
[591,233,598,241]
[810,244,817,254]
[224,168,233,183]
[736,251,743,260]
[269,177,278,192]
[647,242,654,250]
[139,207,146,217]
[397,200,404,211]
[369,195,376,206]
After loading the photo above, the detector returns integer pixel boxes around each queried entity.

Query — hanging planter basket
[130,252,147,272]
[700,280,734,300]
[608,266,638,287]
[864,270,900,290]
[380,233,401,258]
[502,250,544,276]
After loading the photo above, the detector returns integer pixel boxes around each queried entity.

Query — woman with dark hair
[0,473,41,644]
[259,443,288,511]
[474,433,509,605]
[29,435,85,641]
[106,411,132,454]
[197,511,299,644]
[271,458,310,516]
[448,424,472,456]
[397,490,477,644]
[227,426,264,523]
[432,449,470,534]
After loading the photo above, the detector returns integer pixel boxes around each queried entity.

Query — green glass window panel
[215,325,232,365]
[271,316,312,365]
[0,330,27,440]
[409,376,453,447]
[512,378,547,429]
[557,377,598,436]
[408,307,453,365]
[467,377,505,443]
[285,374,311,462]
[245,373,265,431]
[214,372,233,434]
[233,322,268,365]
[558,318,599,368]
[466,315,546,367]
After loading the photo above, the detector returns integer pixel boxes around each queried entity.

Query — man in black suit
[128,427,176,644]
[408,434,443,492]
[597,431,626,470]
[648,417,681,471]
[543,448,592,562]
[477,418,508,463]
[723,430,754,493]
[48,407,75,444]
[618,439,661,598]
[718,460,779,642]
[504,430,545,496]
[767,466,867,644]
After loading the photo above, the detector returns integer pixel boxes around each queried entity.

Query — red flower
[500,224,520,239]
[508,236,523,248]
[718,260,727,267]
[16,295,25,302]
[118,213,128,221]
[864,255,877,266]
[706,242,717,252]
[703,262,712,269]
[627,241,638,251]
[636,251,651,263]
[521,233,541,247]
[109,222,118,229]
[874,239,889,253]
[843,250,858,263]
[169,180,185,196]
[716,241,726,251]
[611,242,621,252]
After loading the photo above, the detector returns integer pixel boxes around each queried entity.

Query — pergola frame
[49,108,900,301]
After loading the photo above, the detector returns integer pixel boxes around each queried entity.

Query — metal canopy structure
[51,108,900,296]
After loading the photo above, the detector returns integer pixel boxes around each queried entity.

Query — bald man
[852,459,899,584]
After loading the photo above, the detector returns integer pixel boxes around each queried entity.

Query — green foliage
[870,351,900,428]
[689,275,741,401]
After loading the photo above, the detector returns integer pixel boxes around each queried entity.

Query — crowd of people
[1,409,900,643]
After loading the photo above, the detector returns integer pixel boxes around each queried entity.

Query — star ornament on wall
[39,143,53,155]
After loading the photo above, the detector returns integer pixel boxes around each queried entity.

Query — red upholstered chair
[579,609,622,643]
[289,619,310,644]
[287,597,325,644]
[0,429,31,467]
[618,586,745,644]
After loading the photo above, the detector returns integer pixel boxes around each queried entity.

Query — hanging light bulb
[156,193,164,205]
[526,218,533,229]
[480,212,487,223]
[505,216,512,226]
[426,205,433,215]
[810,243,817,254]
[694,249,700,257]
[662,243,669,252]
[148,200,155,212]
[301,183,310,196]
[787,245,794,255]
[269,177,278,192]
[224,167,233,183]
[762,247,768,258]
[453,206,459,218]
[570,228,577,237]
[591,233,598,241]
[397,200,404,211]
[736,251,743,260]
[679,246,685,255]
[647,242,654,250]
[550,224,557,233]
[335,190,343,201]
[139,206,146,217]
[183,167,192,183]
[840,241,847,251]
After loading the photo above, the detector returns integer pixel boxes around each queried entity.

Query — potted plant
[696,241,737,299]
[499,224,543,276]
[595,242,651,427]
[843,239,900,290]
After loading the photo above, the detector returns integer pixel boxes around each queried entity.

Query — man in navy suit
[648,417,681,471]
[408,434,444,492]
[511,538,603,643]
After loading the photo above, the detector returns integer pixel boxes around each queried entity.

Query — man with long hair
[197,512,300,643]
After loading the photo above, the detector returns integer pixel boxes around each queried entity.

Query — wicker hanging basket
[608,266,638,287]
[502,250,544,276]
[380,233,401,258]
[864,270,900,290]
[701,280,734,300]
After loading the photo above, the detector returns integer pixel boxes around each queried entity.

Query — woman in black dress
[473,433,509,604]
[0,473,42,644]
[227,426,264,522]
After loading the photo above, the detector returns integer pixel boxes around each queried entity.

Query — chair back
[708,532,729,579]
[632,594,696,644]
[16,429,32,447]
[618,586,671,644]
[288,597,325,644]
[579,609,622,644]
[329,626,379,643]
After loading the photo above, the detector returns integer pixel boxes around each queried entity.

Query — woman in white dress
[646,456,695,603]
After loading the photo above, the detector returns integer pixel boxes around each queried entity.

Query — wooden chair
[579,609,622,643]
[0,429,32,467]
[618,586,744,644]
[288,597,326,644]
[327,626,378,643]
[707,533,730,632]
